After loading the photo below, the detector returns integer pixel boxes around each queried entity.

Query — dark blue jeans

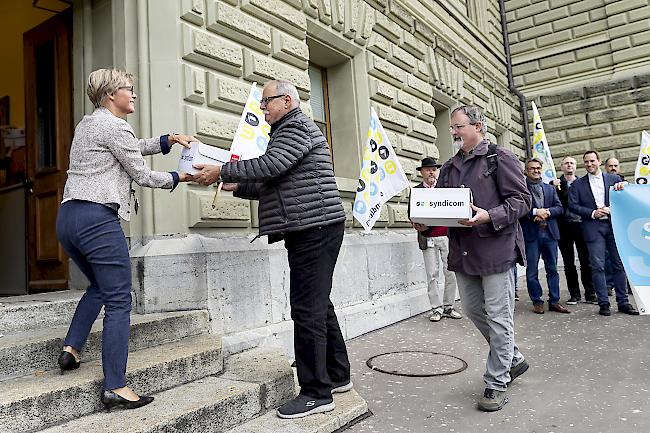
[284,222,350,399]
[585,221,629,308]
[56,200,132,390]
[525,229,561,305]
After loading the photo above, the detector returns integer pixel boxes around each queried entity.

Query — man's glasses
[260,94,286,105]
[118,85,135,94]
[449,123,471,132]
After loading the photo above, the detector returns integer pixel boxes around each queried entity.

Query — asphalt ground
[344,273,650,433]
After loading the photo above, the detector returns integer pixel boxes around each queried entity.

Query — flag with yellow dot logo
[634,130,650,185]
[353,107,409,232]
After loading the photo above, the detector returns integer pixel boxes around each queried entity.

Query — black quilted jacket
[220,108,346,240]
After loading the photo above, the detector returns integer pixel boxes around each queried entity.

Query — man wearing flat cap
[411,157,461,322]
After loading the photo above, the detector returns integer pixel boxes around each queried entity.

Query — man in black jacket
[193,80,350,419]
[550,156,595,304]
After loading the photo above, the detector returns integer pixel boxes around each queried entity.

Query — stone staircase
[0,291,368,433]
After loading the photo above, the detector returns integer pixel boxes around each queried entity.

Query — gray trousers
[422,236,458,313]
[455,267,524,391]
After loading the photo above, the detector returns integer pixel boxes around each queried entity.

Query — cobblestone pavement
[344,275,650,433]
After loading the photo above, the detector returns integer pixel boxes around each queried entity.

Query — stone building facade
[119,0,524,356]
[506,0,650,176]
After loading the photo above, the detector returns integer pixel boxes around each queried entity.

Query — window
[308,64,332,149]
[432,102,454,164]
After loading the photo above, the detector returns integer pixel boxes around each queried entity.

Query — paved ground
[344,276,650,433]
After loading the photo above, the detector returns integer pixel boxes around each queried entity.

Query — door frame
[23,9,73,292]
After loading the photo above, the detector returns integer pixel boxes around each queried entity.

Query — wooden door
[24,11,72,291]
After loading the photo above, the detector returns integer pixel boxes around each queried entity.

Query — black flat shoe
[57,351,80,374]
[101,390,154,412]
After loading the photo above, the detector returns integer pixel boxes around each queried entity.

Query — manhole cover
[366,350,467,377]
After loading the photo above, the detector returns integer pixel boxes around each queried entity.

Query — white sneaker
[443,308,463,319]
[429,311,442,322]
[332,381,353,393]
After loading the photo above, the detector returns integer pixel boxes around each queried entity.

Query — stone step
[0,334,222,433]
[0,310,209,381]
[225,389,369,433]
[37,348,295,433]
[0,291,83,334]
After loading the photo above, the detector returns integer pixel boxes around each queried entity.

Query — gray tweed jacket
[62,107,174,221]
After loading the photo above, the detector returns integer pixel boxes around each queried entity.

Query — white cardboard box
[409,187,472,227]
[179,142,233,175]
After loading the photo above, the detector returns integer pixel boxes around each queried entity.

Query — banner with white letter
[611,184,650,314]
[353,108,410,232]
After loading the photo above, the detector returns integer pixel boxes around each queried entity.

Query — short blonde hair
[86,69,134,108]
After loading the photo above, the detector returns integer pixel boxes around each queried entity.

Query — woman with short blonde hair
[56,68,194,411]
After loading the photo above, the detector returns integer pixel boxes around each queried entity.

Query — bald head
[260,80,300,125]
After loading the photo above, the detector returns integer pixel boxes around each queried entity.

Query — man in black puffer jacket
[193,79,350,419]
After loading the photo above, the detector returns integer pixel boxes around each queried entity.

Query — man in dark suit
[550,156,595,305]
[568,150,639,316]
[521,158,570,314]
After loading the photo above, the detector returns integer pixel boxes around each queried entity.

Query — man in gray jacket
[193,80,350,419]
[438,105,532,411]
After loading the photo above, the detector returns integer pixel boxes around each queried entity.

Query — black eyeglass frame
[260,94,287,105]
[118,85,135,94]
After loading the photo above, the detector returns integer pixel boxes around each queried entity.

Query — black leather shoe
[618,304,640,315]
[57,351,80,374]
[599,307,611,316]
[101,390,154,412]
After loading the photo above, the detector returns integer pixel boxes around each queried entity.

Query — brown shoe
[549,303,571,313]
[532,304,544,314]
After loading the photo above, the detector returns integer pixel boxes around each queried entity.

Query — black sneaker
[508,359,529,384]
[478,388,508,412]
[585,295,598,304]
[599,306,611,316]
[332,381,353,393]
[566,297,579,305]
[276,394,335,419]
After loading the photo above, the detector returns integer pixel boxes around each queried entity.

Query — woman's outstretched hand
[169,133,195,148]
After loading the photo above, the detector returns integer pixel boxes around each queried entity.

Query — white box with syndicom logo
[409,187,472,227]
[178,141,233,175]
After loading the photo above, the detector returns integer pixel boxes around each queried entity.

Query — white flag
[353,107,410,232]
[531,102,557,184]
[634,130,650,184]
[230,83,271,161]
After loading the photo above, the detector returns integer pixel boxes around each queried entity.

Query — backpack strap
[440,143,499,186]
[484,143,498,178]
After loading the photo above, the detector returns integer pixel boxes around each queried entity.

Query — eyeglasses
[260,94,286,105]
[449,123,471,132]
[118,85,135,94]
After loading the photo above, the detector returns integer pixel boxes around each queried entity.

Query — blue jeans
[525,229,560,305]
[56,200,132,390]
[585,222,629,308]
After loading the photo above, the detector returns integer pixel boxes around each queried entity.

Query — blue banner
[611,185,650,314]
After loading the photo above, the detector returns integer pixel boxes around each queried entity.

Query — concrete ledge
[0,334,223,432]
[221,289,430,360]
[226,389,369,433]
[0,290,83,334]
[222,347,295,409]
[0,310,209,381]
[40,377,262,433]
